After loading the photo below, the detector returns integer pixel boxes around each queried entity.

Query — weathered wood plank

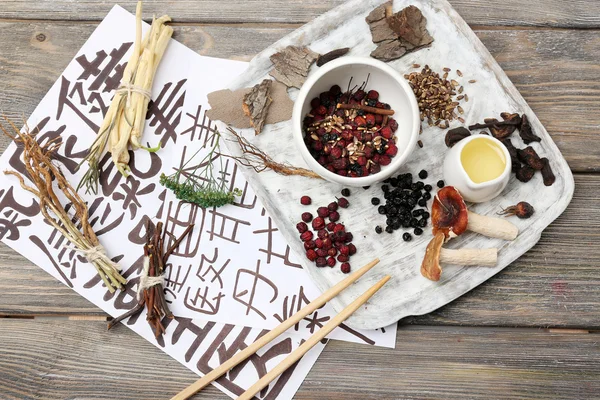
[2,174,598,328]
[0,23,598,171]
[1,0,599,28]
[1,319,598,399]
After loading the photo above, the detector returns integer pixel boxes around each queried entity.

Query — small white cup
[443,135,511,203]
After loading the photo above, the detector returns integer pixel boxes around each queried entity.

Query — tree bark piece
[269,45,319,89]
[242,79,273,135]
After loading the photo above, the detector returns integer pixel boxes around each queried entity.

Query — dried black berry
[424,184,432,192]
[403,232,412,241]
[414,227,423,236]
[416,181,424,190]
[418,198,427,207]
[407,198,417,208]
[422,211,430,219]
[371,197,381,206]
[410,218,419,228]
[387,206,398,215]
[375,225,383,234]
[382,184,389,192]
[410,183,418,191]
[389,178,398,187]
[418,218,427,228]
[437,180,445,188]
[385,226,394,234]
[341,188,351,197]
[378,206,387,215]
[412,209,422,217]
[363,186,370,190]
[423,192,432,201]
[402,219,411,228]
[418,170,428,179]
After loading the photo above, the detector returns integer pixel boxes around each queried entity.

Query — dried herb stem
[1,116,126,292]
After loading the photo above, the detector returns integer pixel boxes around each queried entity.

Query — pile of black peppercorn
[372,170,443,241]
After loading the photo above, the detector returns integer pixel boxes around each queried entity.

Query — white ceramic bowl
[292,57,420,187]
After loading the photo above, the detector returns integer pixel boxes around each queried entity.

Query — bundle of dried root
[224,127,322,179]
[78,1,173,193]
[1,117,126,292]
[108,220,193,338]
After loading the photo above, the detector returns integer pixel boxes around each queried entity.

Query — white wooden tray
[217,0,575,330]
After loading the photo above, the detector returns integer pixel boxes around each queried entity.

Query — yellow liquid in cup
[460,137,506,184]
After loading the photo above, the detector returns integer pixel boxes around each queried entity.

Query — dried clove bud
[541,158,555,186]
[516,165,535,182]
[316,48,350,67]
[501,138,521,172]
[519,114,541,144]
[499,201,535,219]
[517,146,544,170]
[444,127,471,147]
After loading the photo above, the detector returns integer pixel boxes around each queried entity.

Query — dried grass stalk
[1,117,126,293]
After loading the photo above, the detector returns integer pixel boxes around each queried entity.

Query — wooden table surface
[1,1,599,399]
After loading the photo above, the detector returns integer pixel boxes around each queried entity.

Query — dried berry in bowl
[302,82,400,179]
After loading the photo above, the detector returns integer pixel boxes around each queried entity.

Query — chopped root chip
[242,79,273,135]
[269,45,319,89]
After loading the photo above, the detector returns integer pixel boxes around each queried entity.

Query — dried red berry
[304,240,316,250]
[310,98,320,109]
[317,229,329,240]
[379,155,391,166]
[330,146,343,159]
[300,231,313,242]
[367,90,379,100]
[345,232,354,242]
[341,262,351,274]
[328,247,337,257]
[375,114,383,125]
[365,114,376,127]
[315,257,327,268]
[353,89,366,101]
[316,248,328,258]
[317,207,329,218]
[388,118,399,132]
[331,158,349,170]
[385,144,398,156]
[327,257,336,267]
[356,156,367,166]
[306,249,317,261]
[329,211,340,222]
[296,222,308,233]
[322,238,333,249]
[326,221,336,231]
[348,243,357,255]
[337,254,350,262]
[337,198,349,208]
[301,212,313,223]
[380,126,392,139]
[315,238,324,248]
[300,196,312,205]
[339,245,350,256]
[315,105,327,115]
[355,116,367,127]
[312,217,325,230]
[328,202,339,211]
[333,223,345,233]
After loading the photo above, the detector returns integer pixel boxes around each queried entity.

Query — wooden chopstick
[237,275,391,400]
[170,258,380,400]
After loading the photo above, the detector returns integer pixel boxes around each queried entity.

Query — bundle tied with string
[1,116,126,293]
[108,220,193,338]
[78,1,173,194]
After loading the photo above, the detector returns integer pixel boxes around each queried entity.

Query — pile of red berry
[303,83,399,178]
[297,193,355,274]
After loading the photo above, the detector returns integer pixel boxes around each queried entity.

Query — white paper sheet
[0,5,397,399]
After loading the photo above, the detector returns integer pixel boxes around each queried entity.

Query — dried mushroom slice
[421,232,445,281]
[242,79,273,135]
[431,186,468,240]
[269,45,319,89]
[519,114,541,144]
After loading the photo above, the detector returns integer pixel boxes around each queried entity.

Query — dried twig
[1,116,126,292]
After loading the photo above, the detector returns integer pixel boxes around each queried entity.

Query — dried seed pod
[517,146,545,170]
[316,48,350,67]
[541,158,555,186]
[444,127,471,148]
[515,165,535,182]
[499,202,535,219]
[501,138,522,172]
[519,114,541,144]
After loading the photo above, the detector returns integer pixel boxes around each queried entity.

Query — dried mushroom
[445,127,471,148]
[501,138,521,172]
[421,232,444,281]
[431,186,468,239]
[519,114,541,144]
[517,146,544,170]
[366,3,433,62]
[242,79,273,135]
[269,45,319,89]
[516,165,535,182]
